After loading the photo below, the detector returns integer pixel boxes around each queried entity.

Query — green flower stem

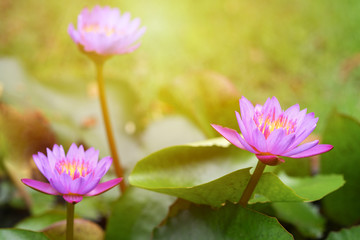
[95,62,126,193]
[66,202,75,240]
[239,161,266,207]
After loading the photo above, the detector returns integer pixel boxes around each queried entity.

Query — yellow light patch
[83,24,115,36]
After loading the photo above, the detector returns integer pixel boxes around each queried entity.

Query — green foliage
[15,210,66,232]
[0,179,13,205]
[0,0,358,239]
[0,229,49,240]
[130,141,344,206]
[129,139,256,189]
[326,226,360,240]
[153,203,294,240]
[274,156,312,177]
[321,112,360,226]
[106,187,175,240]
[27,191,57,216]
[272,202,325,238]
[3,0,359,129]
[274,174,345,202]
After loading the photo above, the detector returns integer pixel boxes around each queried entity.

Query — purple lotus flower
[68,5,146,56]
[21,143,122,203]
[212,96,333,166]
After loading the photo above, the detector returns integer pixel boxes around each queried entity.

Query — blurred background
[0,0,359,233]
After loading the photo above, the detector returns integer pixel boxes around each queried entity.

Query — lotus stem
[66,202,75,240]
[239,161,266,207]
[95,61,126,193]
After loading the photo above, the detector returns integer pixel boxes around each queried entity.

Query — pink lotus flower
[21,143,122,203]
[212,96,333,166]
[68,5,146,56]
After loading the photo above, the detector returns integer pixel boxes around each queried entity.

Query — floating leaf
[25,188,57,216]
[274,156,312,177]
[0,229,49,240]
[326,226,360,240]
[15,210,66,231]
[321,112,360,225]
[272,202,325,238]
[275,174,345,203]
[248,172,343,204]
[129,141,257,188]
[153,203,293,240]
[106,187,175,240]
[130,143,344,206]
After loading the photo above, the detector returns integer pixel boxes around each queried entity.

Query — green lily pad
[0,229,49,240]
[130,141,344,206]
[15,210,66,231]
[326,226,360,240]
[153,203,294,240]
[272,202,325,238]
[105,187,175,240]
[274,173,345,203]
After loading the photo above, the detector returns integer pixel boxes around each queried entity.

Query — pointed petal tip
[240,96,248,101]
[211,123,228,132]
[286,144,334,158]
[270,96,277,101]
[239,96,250,105]
[210,124,248,150]
[67,143,79,158]
[85,178,122,196]
[319,144,334,153]
[99,155,113,165]
[69,142,78,149]
[21,179,59,195]
[79,144,84,151]
[68,23,75,33]
[52,144,61,151]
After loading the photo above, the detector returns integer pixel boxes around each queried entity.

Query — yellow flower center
[57,159,90,180]
[83,24,115,36]
[254,111,296,139]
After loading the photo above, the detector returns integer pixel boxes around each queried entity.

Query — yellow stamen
[255,112,296,139]
[58,160,89,180]
[83,24,116,36]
